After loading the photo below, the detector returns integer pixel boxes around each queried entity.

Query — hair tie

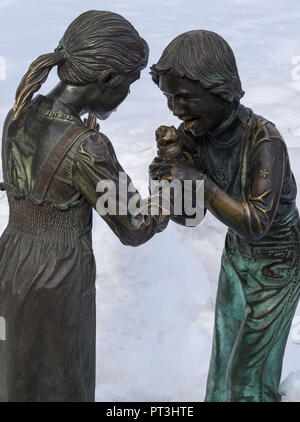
[54,44,68,62]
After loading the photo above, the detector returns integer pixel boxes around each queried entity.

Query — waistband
[228,206,300,257]
[7,193,92,239]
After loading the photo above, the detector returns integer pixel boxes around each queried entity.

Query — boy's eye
[180,96,194,101]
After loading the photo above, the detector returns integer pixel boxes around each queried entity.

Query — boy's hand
[159,158,205,182]
[149,156,162,180]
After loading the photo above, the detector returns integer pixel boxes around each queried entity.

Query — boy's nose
[173,99,183,117]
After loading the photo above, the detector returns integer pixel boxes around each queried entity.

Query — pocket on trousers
[253,245,296,288]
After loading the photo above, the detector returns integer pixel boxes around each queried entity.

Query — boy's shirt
[177,103,297,239]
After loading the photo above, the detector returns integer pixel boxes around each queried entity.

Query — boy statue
[149,30,300,402]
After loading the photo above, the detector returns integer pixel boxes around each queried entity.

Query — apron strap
[32,124,90,199]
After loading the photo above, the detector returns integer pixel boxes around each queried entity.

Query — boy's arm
[204,136,286,241]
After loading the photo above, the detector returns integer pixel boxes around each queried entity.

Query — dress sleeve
[72,130,172,246]
[205,136,287,241]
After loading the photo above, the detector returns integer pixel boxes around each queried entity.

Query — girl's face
[83,70,141,120]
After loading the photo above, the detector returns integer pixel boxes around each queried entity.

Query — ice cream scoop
[155,125,181,159]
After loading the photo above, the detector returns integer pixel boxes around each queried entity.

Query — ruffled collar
[31,94,82,123]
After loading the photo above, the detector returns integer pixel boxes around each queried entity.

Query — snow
[1,0,300,402]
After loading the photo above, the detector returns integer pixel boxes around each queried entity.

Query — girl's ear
[103,73,115,84]
[99,72,118,92]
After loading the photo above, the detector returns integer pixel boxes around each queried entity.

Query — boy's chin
[184,119,208,137]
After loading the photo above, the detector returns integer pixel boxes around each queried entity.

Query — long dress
[0,94,169,402]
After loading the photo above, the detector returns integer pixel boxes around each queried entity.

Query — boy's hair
[150,30,244,102]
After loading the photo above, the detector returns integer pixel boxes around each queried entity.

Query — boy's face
[158,69,230,137]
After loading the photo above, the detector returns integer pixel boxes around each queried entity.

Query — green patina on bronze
[150,30,300,402]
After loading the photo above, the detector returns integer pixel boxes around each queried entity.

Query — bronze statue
[150,30,300,402]
[0,10,173,402]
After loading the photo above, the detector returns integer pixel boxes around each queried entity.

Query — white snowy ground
[1,0,300,402]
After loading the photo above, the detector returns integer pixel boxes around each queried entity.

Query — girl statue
[0,10,172,402]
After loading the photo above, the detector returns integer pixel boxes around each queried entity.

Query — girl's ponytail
[12,49,66,121]
[12,10,150,121]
